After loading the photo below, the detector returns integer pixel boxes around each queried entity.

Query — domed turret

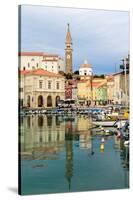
[79,59,93,76]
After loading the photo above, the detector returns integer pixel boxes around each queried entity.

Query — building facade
[106,76,114,104]
[77,79,92,105]
[65,24,73,74]
[19,69,65,108]
[113,71,129,105]
[19,52,64,74]
[72,80,78,101]
[20,115,65,155]
[65,82,72,99]
[77,77,108,106]
[95,83,107,105]
[79,60,93,77]
[93,78,107,105]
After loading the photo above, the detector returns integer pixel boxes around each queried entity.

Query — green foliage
[93,74,105,78]
[65,73,73,79]
[73,70,79,75]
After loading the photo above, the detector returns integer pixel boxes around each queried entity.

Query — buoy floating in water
[100,143,104,152]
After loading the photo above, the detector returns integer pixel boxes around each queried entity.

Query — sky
[20,5,129,74]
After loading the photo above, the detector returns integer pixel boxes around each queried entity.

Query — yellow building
[91,78,107,105]
[77,79,91,104]
[106,76,114,104]
[77,77,107,105]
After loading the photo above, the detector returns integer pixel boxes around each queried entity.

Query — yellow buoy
[100,144,104,152]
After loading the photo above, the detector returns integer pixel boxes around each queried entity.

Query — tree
[73,70,79,75]
[100,74,105,78]
[65,73,73,79]
[93,74,105,79]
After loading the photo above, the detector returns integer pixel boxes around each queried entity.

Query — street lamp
[90,72,93,106]
[120,56,129,108]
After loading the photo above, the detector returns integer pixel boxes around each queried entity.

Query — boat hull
[92,120,126,127]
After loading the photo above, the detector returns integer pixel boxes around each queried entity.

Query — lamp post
[124,58,128,108]
[90,72,93,106]
[121,56,128,108]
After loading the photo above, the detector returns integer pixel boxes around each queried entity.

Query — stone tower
[65,23,73,74]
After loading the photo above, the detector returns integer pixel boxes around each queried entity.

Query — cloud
[20,5,129,74]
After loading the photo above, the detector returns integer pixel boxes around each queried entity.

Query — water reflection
[20,115,92,157]
[27,116,31,128]
[47,115,52,127]
[38,116,43,127]
[113,134,129,170]
[65,138,73,191]
[20,115,129,194]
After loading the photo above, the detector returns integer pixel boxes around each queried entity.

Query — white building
[19,52,65,74]
[113,71,129,105]
[19,69,65,108]
[79,60,93,76]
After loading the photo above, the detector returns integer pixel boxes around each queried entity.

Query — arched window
[56,96,60,106]
[38,95,43,107]
[47,95,52,107]
[27,95,30,107]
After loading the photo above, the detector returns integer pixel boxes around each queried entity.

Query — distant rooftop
[80,59,92,68]
[18,52,59,57]
[19,68,63,77]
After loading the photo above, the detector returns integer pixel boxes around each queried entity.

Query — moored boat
[92,120,127,127]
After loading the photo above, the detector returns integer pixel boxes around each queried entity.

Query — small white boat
[124,140,129,147]
[92,120,127,127]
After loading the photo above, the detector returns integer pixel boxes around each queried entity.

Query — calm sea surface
[19,115,129,195]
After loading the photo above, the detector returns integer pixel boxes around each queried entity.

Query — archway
[27,95,30,107]
[38,95,43,107]
[47,95,52,107]
[56,96,60,107]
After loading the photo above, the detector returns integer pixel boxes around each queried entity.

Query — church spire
[65,23,72,44]
[65,23,73,74]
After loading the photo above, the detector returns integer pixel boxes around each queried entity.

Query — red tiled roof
[78,80,88,83]
[19,70,30,75]
[42,60,57,62]
[107,77,114,82]
[106,75,114,81]
[43,54,58,57]
[92,82,102,87]
[97,82,107,88]
[19,52,59,57]
[86,82,105,87]
[19,69,63,77]
[18,52,44,56]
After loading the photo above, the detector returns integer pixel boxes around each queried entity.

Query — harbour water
[19,115,129,195]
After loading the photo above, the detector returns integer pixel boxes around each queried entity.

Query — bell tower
[65,23,73,74]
